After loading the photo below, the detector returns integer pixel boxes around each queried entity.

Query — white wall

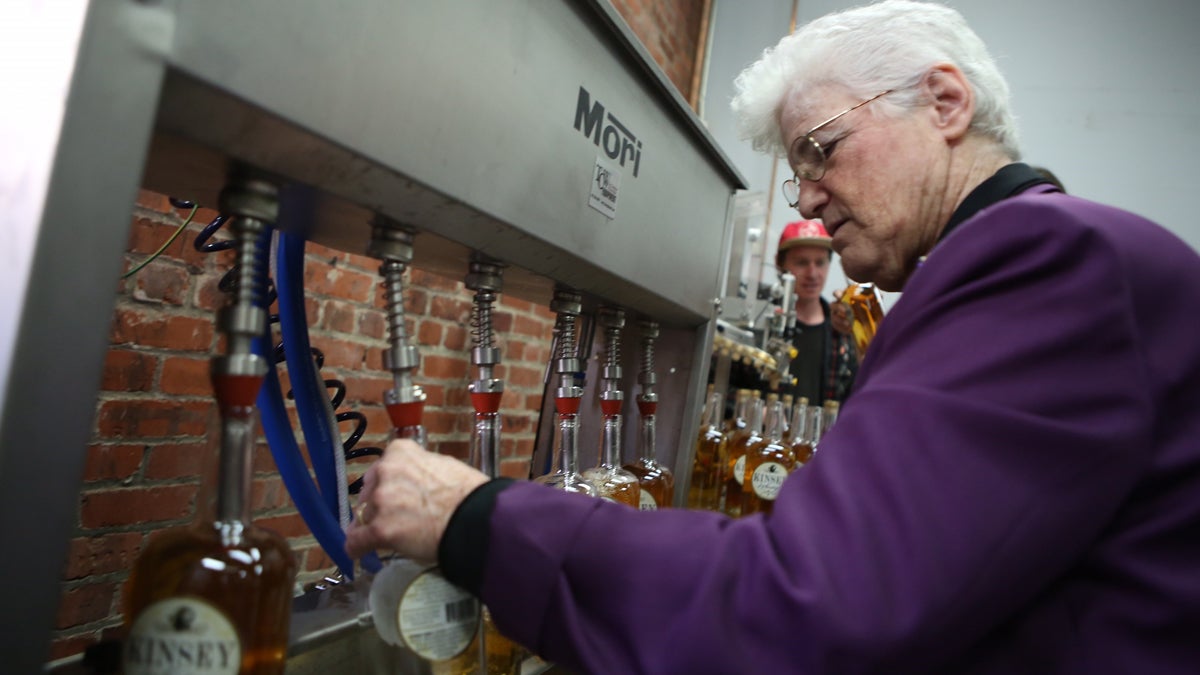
[703,0,1200,305]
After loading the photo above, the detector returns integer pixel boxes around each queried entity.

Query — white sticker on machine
[396,568,480,661]
[589,156,621,219]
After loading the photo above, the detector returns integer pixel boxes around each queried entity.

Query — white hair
[730,0,1021,159]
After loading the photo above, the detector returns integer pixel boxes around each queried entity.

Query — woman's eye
[821,138,841,158]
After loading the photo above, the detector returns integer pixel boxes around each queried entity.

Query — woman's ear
[923,64,974,141]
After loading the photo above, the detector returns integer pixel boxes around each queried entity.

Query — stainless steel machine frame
[2,1,744,671]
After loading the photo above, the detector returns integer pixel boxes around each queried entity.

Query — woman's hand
[345,439,489,565]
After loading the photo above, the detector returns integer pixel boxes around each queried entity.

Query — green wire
[122,204,199,279]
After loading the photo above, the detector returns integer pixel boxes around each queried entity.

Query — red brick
[490,310,515,334]
[340,375,391,406]
[255,513,310,538]
[499,459,531,479]
[410,268,461,293]
[251,476,290,512]
[417,320,443,346]
[323,300,356,333]
[110,308,215,351]
[80,485,197,528]
[132,262,190,306]
[436,440,469,462]
[501,414,533,434]
[443,324,467,351]
[49,633,102,662]
[423,354,469,381]
[159,356,212,396]
[126,215,177,257]
[56,583,116,629]
[135,189,172,213]
[402,286,428,316]
[305,264,376,304]
[524,394,545,411]
[444,386,470,409]
[83,443,145,482]
[304,546,336,572]
[315,339,367,370]
[100,349,157,393]
[144,441,212,480]
[94,399,214,438]
[513,314,549,339]
[63,532,144,579]
[421,383,447,407]
[430,295,471,323]
[423,409,459,435]
[506,365,543,389]
[193,273,228,312]
[359,309,386,340]
[499,296,534,313]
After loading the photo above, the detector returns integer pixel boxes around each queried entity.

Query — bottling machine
[2,1,745,671]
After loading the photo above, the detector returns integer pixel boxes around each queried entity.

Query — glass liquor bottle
[535,289,598,497]
[582,307,641,507]
[822,400,840,433]
[793,404,825,464]
[787,397,814,466]
[687,390,727,511]
[841,282,885,355]
[622,320,675,510]
[741,399,796,517]
[722,396,764,518]
[460,258,525,675]
[123,199,296,675]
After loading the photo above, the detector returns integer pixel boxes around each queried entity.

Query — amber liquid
[791,440,815,466]
[437,608,524,675]
[740,439,796,517]
[123,522,297,674]
[722,428,760,518]
[843,283,885,355]
[625,458,676,509]
[687,427,727,511]
[582,465,641,507]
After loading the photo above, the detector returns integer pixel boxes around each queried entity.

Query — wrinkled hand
[345,439,489,565]
[830,289,854,336]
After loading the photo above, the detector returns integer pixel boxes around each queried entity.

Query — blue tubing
[275,232,343,520]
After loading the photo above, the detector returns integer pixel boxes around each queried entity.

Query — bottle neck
[637,413,656,462]
[553,411,580,475]
[216,405,255,525]
[599,414,622,467]
[470,411,500,479]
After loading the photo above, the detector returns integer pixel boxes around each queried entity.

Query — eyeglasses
[782,89,894,207]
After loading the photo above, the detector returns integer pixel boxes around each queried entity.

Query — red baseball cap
[776,220,831,265]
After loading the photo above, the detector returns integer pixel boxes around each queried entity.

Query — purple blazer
[453,187,1200,674]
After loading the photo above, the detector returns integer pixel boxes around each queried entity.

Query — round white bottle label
[397,568,480,661]
[638,489,658,511]
[123,597,241,675]
[751,461,788,500]
[733,455,746,486]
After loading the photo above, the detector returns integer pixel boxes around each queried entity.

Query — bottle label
[733,455,746,486]
[751,462,788,500]
[124,597,241,674]
[397,569,480,661]
[638,489,658,510]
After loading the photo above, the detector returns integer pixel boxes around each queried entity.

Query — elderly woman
[347,1,1200,672]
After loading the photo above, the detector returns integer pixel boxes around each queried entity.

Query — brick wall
[609,0,711,105]
[50,0,709,662]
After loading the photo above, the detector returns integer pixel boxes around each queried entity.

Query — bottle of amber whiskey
[841,282,885,355]
[687,390,727,511]
[581,307,640,507]
[787,397,814,465]
[741,400,796,517]
[122,193,297,675]
[722,396,764,518]
[792,403,825,465]
[622,320,675,510]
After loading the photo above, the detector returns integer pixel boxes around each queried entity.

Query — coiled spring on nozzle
[381,260,411,346]
[555,312,578,361]
[604,322,621,370]
[470,289,497,350]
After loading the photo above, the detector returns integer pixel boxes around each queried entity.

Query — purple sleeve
[477,196,1155,674]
